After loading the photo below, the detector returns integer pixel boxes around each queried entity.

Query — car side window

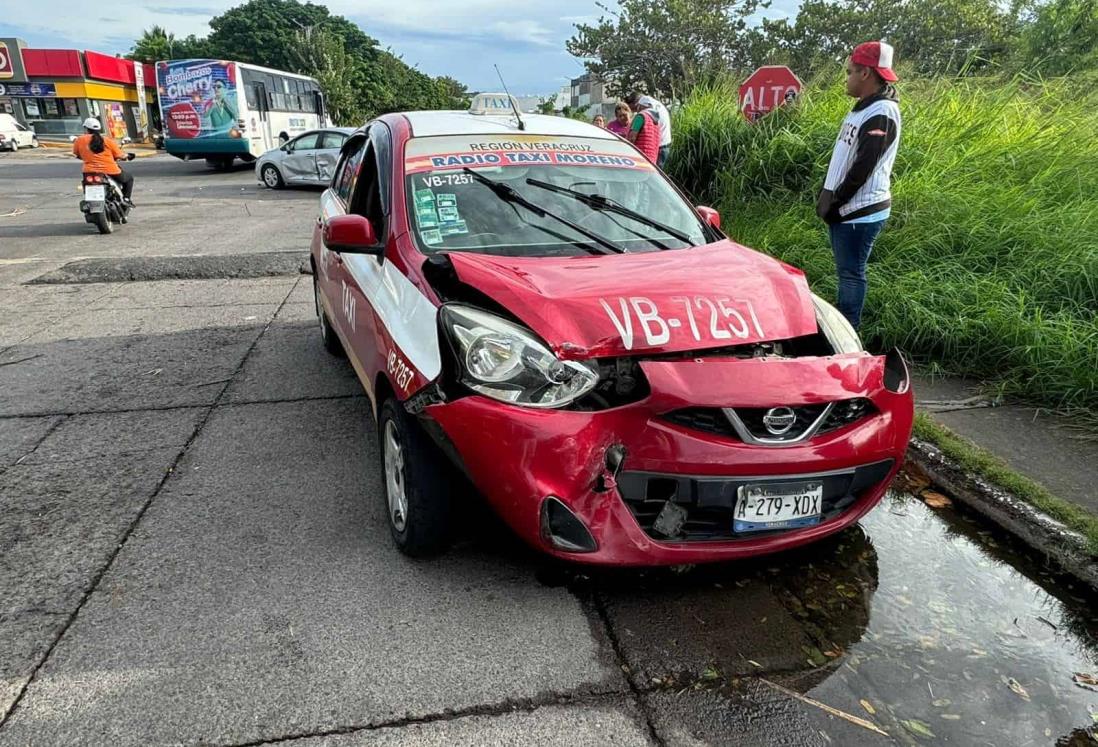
[332,135,367,205]
[369,124,393,215]
[318,132,346,150]
[291,133,320,151]
[349,142,386,241]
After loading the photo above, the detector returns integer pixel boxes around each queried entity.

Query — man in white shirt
[626,93,672,168]
[815,41,901,330]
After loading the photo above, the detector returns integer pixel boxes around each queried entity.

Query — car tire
[378,397,454,558]
[94,212,112,234]
[9,141,16,153]
[314,276,344,356]
[261,164,284,189]
[31,137,39,148]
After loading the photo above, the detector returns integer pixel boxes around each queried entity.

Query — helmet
[82,117,102,131]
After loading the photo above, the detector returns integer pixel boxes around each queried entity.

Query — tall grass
[667,76,1098,412]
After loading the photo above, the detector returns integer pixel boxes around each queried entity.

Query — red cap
[852,41,898,82]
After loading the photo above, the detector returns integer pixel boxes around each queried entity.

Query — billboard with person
[156,59,241,141]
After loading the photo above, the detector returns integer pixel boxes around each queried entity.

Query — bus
[156,59,330,169]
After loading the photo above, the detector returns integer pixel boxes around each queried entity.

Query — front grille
[618,459,895,542]
[663,408,738,439]
[732,403,830,443]
[662,398,876,444]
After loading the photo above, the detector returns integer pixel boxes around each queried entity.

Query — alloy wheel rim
[264,167,279,187]
[383,420,408,532]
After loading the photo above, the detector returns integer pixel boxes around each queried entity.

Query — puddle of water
[802,492,1098,745]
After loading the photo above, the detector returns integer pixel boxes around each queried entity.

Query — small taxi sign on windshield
[469,93,522,117]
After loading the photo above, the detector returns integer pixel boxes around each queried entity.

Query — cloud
[146,6,223,15]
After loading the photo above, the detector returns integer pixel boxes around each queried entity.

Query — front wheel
[9,141,16,153]
[261,164,284,189]
[31,137,39,148]
[94,212,112,234]
[378,398,454,557]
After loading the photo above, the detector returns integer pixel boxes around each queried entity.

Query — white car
[0,113,39,152]
[255,127,355,189]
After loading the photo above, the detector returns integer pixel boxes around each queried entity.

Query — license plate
[84,185,105,201]
[734,481,823,533]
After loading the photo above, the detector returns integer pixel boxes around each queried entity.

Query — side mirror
[323,214,382,256]
[696,205,721,230]
[280,143,291,152]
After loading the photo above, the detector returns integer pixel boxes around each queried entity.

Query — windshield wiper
[524,177,695,246]
[461,168,623,255]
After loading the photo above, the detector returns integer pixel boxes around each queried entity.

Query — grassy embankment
[666,75,1097,415]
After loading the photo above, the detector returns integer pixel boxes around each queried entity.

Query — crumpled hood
[446,241,818,358]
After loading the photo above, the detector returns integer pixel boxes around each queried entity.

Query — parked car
[309,95,915,566]
[0,113,39,152]
[255,128,355,188]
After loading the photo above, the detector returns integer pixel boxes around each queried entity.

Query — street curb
[906,438,1098,590]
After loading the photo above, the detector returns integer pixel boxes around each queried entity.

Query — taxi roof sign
[469,92,523,117]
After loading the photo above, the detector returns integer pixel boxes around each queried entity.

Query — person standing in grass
[623,93,663,165]
[816,41,902,330]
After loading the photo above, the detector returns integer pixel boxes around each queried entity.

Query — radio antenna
[494,64,526,131]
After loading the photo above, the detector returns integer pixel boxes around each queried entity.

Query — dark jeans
[114,168,134,200]
[657,144,670,168]
[828,220,886,330]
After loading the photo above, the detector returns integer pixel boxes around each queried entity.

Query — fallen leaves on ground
[921,490,953,508]
[1074,672,1098,692]
[1006,677,1031,701]
[860,699,876,715]
[902,719,936,739]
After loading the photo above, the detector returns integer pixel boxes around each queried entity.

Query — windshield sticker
[420,228,443,245]
[414,188,436,206]
[406,150,652,175]
[439,220,468,237]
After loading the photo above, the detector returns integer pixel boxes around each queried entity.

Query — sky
[5,0,800,95]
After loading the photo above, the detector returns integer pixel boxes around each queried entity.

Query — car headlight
[811,294,864,354]
[440,304,599,408]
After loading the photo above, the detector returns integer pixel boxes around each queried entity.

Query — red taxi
[310,95,914,566]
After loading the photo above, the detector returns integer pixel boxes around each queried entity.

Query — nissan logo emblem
[762,407,797,435]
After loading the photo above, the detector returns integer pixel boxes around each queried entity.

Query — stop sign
[739,66,802,123]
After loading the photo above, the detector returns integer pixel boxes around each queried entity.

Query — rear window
[403,134,706,257]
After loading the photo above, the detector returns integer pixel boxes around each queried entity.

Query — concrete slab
[0,283,112,311]
[88,277,297,310]
[0,417,61,472]
[0,308,271,416]
[0,309,68,348]
[913,374,1098,516]
[287,276,316,305]
[279,701,654,746]
[645,683,891,747]
[0,611,67,721]
[0,399,621,745]
[599,574,813,681]
[222,317,362,404]
[20,408,205,465]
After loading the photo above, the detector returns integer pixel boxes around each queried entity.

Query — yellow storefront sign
[54,80,149,103]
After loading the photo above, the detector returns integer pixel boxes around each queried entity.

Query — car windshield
[403,134,708,257]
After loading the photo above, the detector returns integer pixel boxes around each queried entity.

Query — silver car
[256,128,355,189]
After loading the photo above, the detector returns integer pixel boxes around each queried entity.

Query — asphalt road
[1,154,1095,746]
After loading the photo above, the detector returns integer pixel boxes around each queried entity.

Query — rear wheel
[378,398,454,557]
[261,164,284,189]
[94,212,112,234]
[314,276,344,356]
[9,141,17,153]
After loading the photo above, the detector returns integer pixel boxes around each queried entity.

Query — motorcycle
[79,154,134,235]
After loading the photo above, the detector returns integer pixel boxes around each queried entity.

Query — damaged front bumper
[424,352,914,566]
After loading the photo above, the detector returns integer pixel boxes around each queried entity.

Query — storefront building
[0,38,157,142]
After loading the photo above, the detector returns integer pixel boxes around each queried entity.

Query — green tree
[287,26,363,125]
[435,76,472,109]
[567,0,767,99]
[128,25,208,63]
[1016,0,1098,74]
[762,0,1019,77]
[206,0,377,72]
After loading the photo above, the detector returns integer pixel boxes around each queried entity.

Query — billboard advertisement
[156,59,241,141]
